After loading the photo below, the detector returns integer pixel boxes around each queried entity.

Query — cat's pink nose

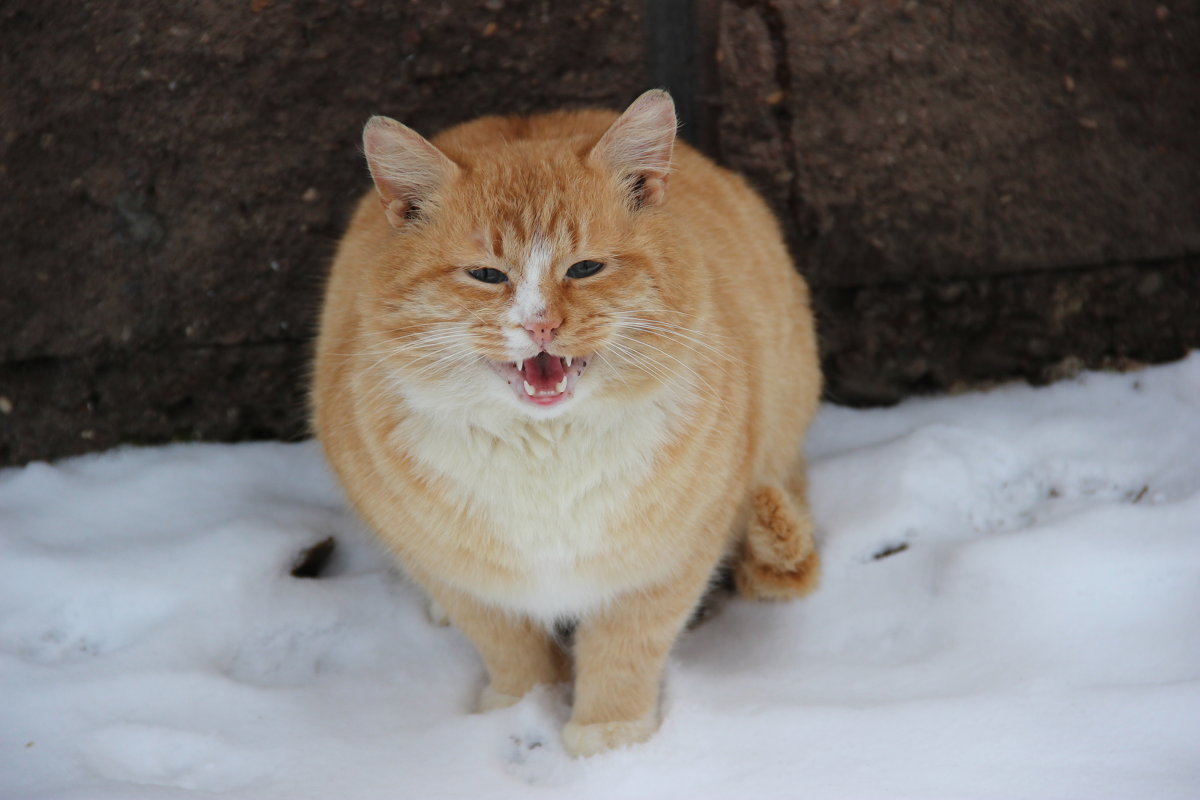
[524,317,561,347]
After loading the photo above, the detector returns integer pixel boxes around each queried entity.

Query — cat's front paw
[477,685,524,712]
[561,714,659,757]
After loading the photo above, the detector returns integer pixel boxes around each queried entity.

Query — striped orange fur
[312,90,821,756]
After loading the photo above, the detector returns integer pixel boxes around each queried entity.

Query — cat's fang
[555,377,568,393]
[524,380,536,396]
[515,359,524,372]
[565,356,573,368]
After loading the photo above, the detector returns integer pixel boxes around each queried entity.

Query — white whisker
[616,321,732,364]
[611,332,726,411]
[606,339,676,385]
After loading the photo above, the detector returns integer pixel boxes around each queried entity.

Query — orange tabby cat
[312,90,821,756]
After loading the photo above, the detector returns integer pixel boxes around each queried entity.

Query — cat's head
[358,90,698,421]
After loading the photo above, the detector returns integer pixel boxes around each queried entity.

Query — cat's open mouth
[491,351,589,407]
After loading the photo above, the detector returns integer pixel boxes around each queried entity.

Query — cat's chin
[489,352,591,411]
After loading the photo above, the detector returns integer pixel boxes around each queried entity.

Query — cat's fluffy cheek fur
[389,356,606,424]
[385,361,555,423]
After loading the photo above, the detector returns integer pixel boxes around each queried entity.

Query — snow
[3,355,1200,799]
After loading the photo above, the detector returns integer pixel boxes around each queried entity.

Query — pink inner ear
[380,198,413,227]
[592,90,678,186]
[639,175,668,207]
[362,116,459,226]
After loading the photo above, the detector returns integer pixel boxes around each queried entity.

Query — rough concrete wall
[2,0,1198,464]
[715,0,1200,284]
[713,0,1200,402]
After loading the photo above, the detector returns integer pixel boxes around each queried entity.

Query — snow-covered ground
[3,356,1199,799]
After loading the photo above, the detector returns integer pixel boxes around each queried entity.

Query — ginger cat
[312,90,821,756]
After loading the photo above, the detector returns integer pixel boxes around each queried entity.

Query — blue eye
[566,260,605,279]
[467,267,508,284]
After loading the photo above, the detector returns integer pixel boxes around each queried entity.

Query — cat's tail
[734,484,820,600]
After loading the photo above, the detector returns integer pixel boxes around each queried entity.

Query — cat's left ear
[589,89,677,208]
[363,116,460,228]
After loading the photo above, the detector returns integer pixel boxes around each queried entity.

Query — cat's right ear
[589,89,677,209]
[363,116,460,228]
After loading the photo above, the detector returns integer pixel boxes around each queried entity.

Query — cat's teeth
[555,377,567,393]
[565,356,573,367]
[523,380,536,396]
[515,359,524,372]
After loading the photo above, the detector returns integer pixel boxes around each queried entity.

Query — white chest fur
[401,396,675,620]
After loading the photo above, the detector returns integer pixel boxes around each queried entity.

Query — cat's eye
[467,267,508,284]
[566,260,605,279]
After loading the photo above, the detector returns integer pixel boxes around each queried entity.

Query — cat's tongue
[524,351,565,393]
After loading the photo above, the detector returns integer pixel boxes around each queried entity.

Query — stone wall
[711,0,1200,402]
[2,0,1197,464]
